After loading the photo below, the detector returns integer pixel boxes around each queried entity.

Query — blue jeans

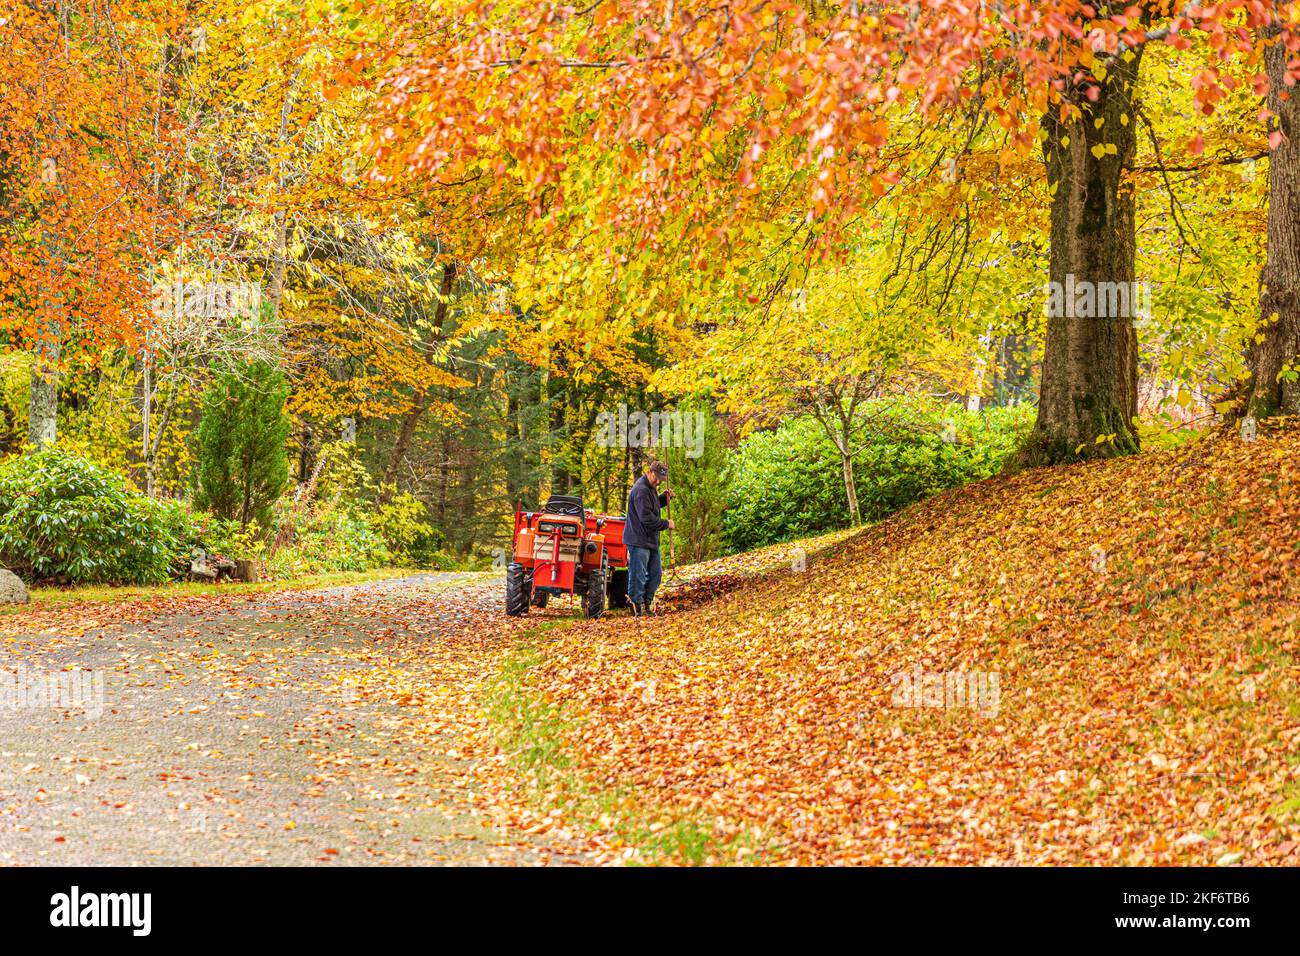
[626,545,662,607]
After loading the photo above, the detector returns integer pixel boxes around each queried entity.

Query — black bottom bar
[0,866,1290,944]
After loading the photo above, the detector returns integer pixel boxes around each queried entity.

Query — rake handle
[665,493,675,572]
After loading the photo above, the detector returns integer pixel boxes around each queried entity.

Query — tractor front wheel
[531,589,549,608]
[583,567,606,620]
[505,563,532,616]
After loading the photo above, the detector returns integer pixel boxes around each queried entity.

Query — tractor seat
[542,494,585,519]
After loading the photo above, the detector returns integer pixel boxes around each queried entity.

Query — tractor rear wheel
[607,568,628,609]
[583,567,606,620]
[505,563,532,616]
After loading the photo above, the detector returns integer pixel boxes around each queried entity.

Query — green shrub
[723,418,846,553]
[194,360,290,527]
[723,401,1031,552]
[264,505,391,578]
[0,450,194,584]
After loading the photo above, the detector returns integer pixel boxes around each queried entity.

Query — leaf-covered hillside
[486,425,1300,865]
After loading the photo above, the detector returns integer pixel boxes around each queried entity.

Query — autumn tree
[1025,17,1146,462]
[354,0,1295,468]
[1,0,164,449]
[690,245,988,526]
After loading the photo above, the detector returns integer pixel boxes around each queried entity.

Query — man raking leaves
[622,461,674,616]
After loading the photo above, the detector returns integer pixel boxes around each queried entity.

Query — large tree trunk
[1246,27,1300,418]
[549,405,571,493]
[1027,50,1144,465]
[806,397,861,525]
[619,440,632,515]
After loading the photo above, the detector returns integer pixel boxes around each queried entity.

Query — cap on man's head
[649,462,669,478]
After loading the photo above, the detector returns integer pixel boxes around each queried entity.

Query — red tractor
[506,495,630,618]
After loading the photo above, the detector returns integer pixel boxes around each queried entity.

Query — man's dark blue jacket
[623,474,670,550]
